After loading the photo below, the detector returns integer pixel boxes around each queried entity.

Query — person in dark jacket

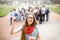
[33,7,39,20]
[45,8,50,21]
[39,7,42,24]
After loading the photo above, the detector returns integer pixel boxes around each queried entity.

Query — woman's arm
[10,26,22,34]
[10,17,22,34]
[10,24,23,34]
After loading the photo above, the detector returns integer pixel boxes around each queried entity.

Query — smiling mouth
[29,20,32,22]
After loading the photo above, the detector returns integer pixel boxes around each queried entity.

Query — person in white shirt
[13,9,21,21]
[41,5,46,22]
[9,10,15,25]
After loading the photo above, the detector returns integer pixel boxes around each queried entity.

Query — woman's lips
[29,20,32,22]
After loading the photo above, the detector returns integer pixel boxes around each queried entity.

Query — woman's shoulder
[35,25,39,29]
[35,25,40,32]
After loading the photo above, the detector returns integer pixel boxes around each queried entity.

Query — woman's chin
[29,24,31,25]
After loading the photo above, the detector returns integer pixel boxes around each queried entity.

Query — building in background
[0,0,60,6]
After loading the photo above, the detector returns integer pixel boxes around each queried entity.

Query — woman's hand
[10,17,16,34]
[10,17,22,34]
[12,17,16,26]
[29,36,36,40]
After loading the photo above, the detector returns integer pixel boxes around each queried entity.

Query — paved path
[37,19,60,40]
[0,12,60,40]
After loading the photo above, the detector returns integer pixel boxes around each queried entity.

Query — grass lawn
[0,5,18,17]
[0,4,60,17]
[50,7,60,15]
[46,4,57,6]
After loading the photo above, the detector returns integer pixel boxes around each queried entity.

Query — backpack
[14,12,18,16]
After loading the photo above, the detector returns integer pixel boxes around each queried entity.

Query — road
[0,12,60,40]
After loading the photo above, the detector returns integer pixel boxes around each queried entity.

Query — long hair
[21,13,37,40]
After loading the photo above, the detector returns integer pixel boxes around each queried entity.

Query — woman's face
[27,14,34,25]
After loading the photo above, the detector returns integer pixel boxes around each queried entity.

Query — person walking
[9,11,13,25]
[39,7,42,24]
[33,7,39,20]
[45,8,50,21]
[41,5,46,22]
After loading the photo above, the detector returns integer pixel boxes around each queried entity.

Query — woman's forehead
[28,14,33,17]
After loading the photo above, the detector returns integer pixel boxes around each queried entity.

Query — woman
[10,13,40,40]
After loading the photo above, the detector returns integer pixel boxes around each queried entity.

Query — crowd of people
[9,5,50,25]
[10,5,50,40]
